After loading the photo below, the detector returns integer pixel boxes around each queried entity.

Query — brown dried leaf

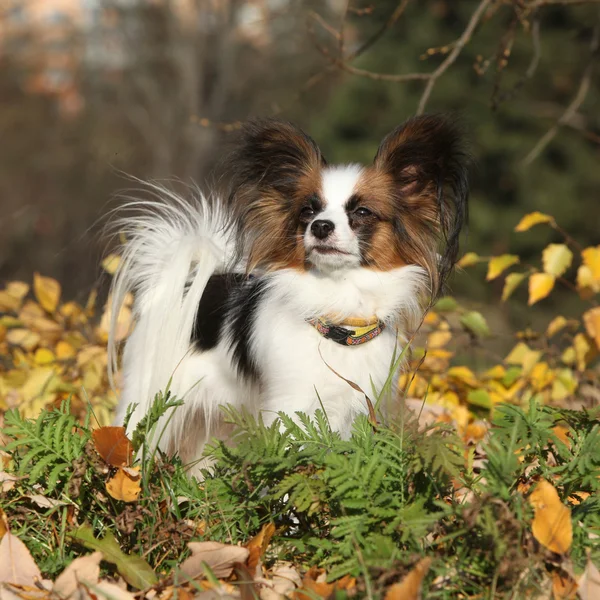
[246,523,276,573]
[0,532,42,586]
[578,557,600,600]
[384,557,432,600]
[180,541,250,580]
[54,552,102,598]
[93,427,133,467]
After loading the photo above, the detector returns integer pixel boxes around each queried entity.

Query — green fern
[2,400,90,493]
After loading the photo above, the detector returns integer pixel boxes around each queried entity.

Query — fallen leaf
[0,508,7,539]
[0,473,20,493]
[54,552,102,598]
[258,563,302,600]
[92,427,133,467]
[87,581,137,600]
[69,525,157,590]
[583,307,600,350]
[578,556,600,600]
[5,329,40,351]
[502,272,526,302]
[384,557,432,600]
[530,480,572,554]
[246,523,276,573]
[528,273,555,305]
[0,532,42,586]
[180,541,250,580]
[515,212,553,232]
[487,255,520,281]
[106,467,141,503]
[33,273,61,313]
[26,495,68,509]
[551,570,578,600]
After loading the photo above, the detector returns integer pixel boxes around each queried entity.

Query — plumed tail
[107,183,236,428]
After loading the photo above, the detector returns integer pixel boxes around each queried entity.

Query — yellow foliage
[514,211,553,232]
[487,254,519,281]
[530,480,572,555]
[33,273,61,313]
[542,244,573,277]
[528,272,555,305]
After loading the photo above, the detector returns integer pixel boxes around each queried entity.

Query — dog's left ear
[373,114,470,298]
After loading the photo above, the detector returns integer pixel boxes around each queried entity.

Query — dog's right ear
[221,119,327,271]
[224,118,326,203]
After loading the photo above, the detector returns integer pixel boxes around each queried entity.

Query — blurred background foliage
[0,0,598,336]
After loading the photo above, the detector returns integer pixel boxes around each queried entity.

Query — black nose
[311,219,334,240]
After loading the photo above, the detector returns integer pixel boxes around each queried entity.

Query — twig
[338,0,350,57]
[492,17,541,109]
[532,0,600,6]
[417,0,493,114]
[522,21,599,166]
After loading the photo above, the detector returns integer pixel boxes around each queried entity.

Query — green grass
[2,396,600,598]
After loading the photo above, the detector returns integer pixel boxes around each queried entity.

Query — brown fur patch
[224,119,326,272]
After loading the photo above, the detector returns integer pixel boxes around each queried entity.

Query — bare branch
[417,0,493,114]
[522,22,599,166]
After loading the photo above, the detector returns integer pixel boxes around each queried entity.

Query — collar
[306,315,386,346]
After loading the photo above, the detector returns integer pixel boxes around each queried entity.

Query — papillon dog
[108,115,469,472]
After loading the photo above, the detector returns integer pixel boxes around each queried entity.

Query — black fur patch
[227,277,268,381]
[191,274,246,351]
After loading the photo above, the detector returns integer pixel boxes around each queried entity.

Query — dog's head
[224,115,470,298]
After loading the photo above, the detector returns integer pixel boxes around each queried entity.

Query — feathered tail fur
[108,184,237,435]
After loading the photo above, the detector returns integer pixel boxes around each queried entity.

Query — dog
[108,115,469,472]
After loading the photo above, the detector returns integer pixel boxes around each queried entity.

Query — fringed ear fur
[373,114,470,298]
[223,119,326,271]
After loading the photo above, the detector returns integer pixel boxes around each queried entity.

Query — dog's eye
[300,206,315,221]
[354,207,373,218]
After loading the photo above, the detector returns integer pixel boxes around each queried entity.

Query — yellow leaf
[483,365,506,380]
[583,307,600,350]
[447,366,478,387]
[487,255,520,281]
[582,246,600,279]
[6,328,41,351]
[550,382,572,406]
[502,272,527,302]
[515,211,554,232]
[561,346,576,366]
[56,341,76,360]
[428,330,452,349]
[542,244,573,277]
[505,342,540,367]
[0,292,20,312]
[547,316,568,338]
[528,273,555,305]
[101,254,121,275]
[34,348,55,366]
[530,479,572,554]
[529,362,555,391]
[6,281,30,300]
[574,333,594,372]
[33,273,61,313]
[457,252,480,268]
[106,466,141,502]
